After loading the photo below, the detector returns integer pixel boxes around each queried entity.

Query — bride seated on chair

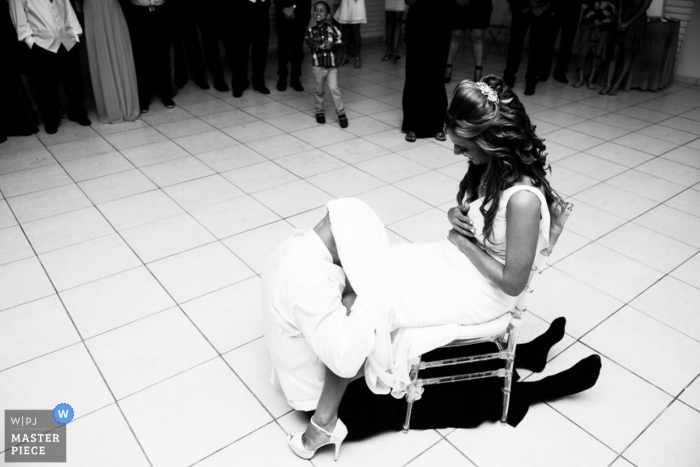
[269,76,602,460]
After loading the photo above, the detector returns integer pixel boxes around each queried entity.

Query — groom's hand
[342,292,357,316]
[448,204,475,237]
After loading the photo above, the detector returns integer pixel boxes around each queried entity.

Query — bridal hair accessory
[475,81,499,104]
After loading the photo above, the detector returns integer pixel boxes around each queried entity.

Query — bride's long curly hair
[445,75,559,242]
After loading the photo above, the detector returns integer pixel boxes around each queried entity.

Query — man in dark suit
[274,0,310,92]
[232,0,271,97]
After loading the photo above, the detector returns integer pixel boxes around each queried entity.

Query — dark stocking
[518,354,602,402]
[515,317,566,372]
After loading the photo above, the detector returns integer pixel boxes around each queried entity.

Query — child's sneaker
[316,112,326,124]
[338,114,349,128]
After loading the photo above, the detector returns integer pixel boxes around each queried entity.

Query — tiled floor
[1,43,700,467]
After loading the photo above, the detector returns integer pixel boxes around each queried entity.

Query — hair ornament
[474,81,499,104]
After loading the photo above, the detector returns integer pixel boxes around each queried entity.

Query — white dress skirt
[334,0,367,24]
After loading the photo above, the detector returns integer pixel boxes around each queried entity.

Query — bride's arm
[448,191,541,296]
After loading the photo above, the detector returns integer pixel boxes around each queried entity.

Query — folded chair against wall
[401,198,573,433]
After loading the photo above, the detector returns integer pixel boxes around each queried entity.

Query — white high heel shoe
[287,417,348,461]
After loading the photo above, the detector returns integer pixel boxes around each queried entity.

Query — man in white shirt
[9,0,90,134]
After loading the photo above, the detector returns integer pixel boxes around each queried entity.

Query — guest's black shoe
[194,77,210,90]
[316,112,326,124]
[70,115,91,126]
[338,113,348,128]
[213,79,229,92]
[277,77,287,91]
[45,123,58,134]
[503,74,515,88]
[0,135,7,144]
[140,106,149,114]
[553,71,569,84]
[524,82,536,96]
[253,82,270,94]
[232,88,244,98]
[162,97,176,109]
[291,80,304,92]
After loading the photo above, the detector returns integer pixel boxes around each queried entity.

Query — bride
[283,76,601,459]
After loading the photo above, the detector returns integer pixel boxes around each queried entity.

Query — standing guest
[171,0,210,90]
[444,0,493,83]
[125,0,175,112]
[77,0,140,123]
[275,0,311,92]
[334,0,366,69]
[232,0,271,98]
[9,0,91,134]
[539,0,583,84]
[305,1,348,128]
[1,0,38,140]
[401,0,451,143]
[199,0,234,92]
[383,0,405,64]
[502,0,555,96]
[599,0,652,96]
[573,0,616,90]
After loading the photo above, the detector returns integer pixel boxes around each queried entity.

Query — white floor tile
[630,276,700,341]
[86,307,217,399]
[47,136,115,162]
[120,140,190,168]
[0,225,34,266]
[356,185,431,225]
[148,242,255,303]
[532,343,671,452]
[562,200,627,241]
[121,213,216,263]
[181,277,263,354]
[634,205,700,248]
[195,143,267,172]
[0,295,79,370]
[98,189,185,231]
[447,403,616,467]
[173,129,238,155]
[529,267,623,338]
[356,153,430,184]
[191,195,281,238]
[221,120,285,143]
[583,306,700,395]
[103,127,167,150]
[406,441,476,466]
[60,266,175,339]
[0,147,56,176]
[224,339,291,418]
[555,243,663,303]
[636,158,700,186]
[23,207,115,254]
[0,344,114,452]
[78,169,157,205]
[606,169,686,202]
[670,252,700,289]
[395,143,458,169]
[61,151,134,182]
[388,208,452,243]
[8,184,92,223]
[554,153,628,181]
[40,234,142,292]
[625,401,700,467]
[222,220,294,273]
[275,149,347,178]
[140,155,215,188]
[120,358,271,467]
[253,179,334,218]
[306,166,386,198]
[222,160,299,193]
[194,422,309,467]
[0,257,55,311]
[597,222,697,273]
[246,134,315,159]
[0,163,72,198]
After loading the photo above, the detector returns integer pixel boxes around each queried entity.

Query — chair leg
[402,357,422,433]
[500,360,514,425]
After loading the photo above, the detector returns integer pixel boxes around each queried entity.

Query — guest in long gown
[401,0,451,143]
[1,0,38,141]
[79,0,140,123]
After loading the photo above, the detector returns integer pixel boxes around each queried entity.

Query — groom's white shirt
[261,228,376,411]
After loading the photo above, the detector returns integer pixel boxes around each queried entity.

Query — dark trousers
[275,10,309,81]
[233,0,270,89]
[200,0,236,83]
[541,1,582,76]
[30,44,86,126]
[504,8,555,85]
[172,0,206,85]
[126,4,172,106]
[336,344,529,439]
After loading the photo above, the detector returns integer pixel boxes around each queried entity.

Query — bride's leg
[514,317,566,372]
[518,354,601,402]
[302,366,353,449]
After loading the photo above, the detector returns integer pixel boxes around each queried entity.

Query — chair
[402,198,573,433]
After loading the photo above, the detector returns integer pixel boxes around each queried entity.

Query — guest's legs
[276,12,291,80]
[154,6,173,102]
[251,3,270,86]
[445,29,463,81]
[503,8,529,86]
[57,44,87,120]
[30,46,60,128]
[471,28,485,80]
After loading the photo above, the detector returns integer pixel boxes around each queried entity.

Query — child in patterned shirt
[305,1,349,128]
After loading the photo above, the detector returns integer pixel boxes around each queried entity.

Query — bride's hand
[447,205,475,237]
[448,229,476,251]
